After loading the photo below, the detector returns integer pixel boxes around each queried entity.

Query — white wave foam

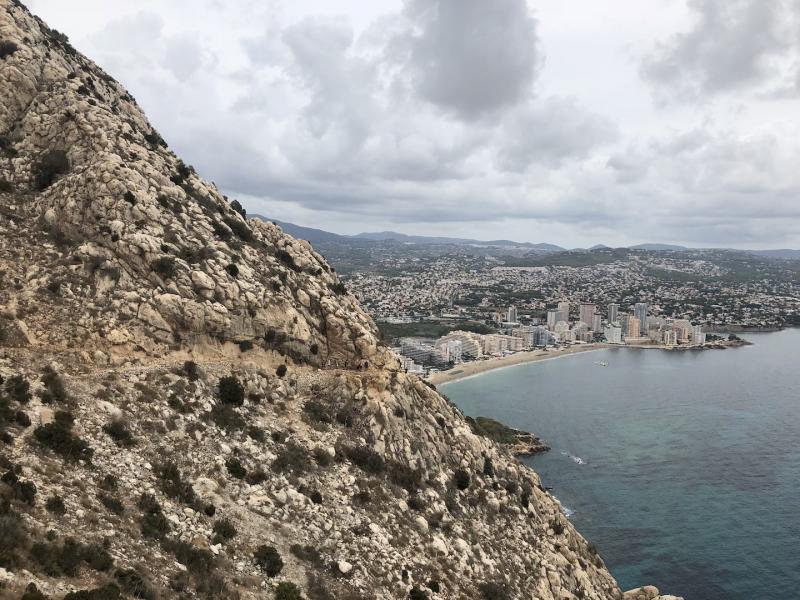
[552,495,574,518]
[560,451,586,465]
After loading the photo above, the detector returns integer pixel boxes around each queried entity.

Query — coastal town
[391,300,748,380]
[327,246,800,380]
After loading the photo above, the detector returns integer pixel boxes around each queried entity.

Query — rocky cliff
[0,2,680,599]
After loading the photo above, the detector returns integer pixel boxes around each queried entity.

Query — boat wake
[561,451,586,465]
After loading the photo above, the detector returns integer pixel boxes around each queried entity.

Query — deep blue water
[442,330,800,600]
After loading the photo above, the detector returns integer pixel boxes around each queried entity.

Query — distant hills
[252,216,800,260]
[352,230,564,251]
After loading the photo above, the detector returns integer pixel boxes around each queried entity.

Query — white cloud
[19,0,800,249]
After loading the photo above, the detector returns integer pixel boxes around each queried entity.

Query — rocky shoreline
[467,416,551,457]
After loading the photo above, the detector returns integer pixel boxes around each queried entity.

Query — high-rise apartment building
[579,303,596,328]
[557,301,570,323]
[592,313,602,333]
[608,303,619,323]
[691,324,705,346]
[604,325,622,344]
[506,305,518,323]
[546,310,558,329]
[634,303,648,336]
[627,316,641,339]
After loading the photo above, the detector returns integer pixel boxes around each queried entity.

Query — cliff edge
[0,2,680,599]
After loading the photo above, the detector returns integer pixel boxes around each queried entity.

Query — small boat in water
[594,361,609,367]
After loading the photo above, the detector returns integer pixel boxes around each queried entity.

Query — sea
[440,329,800,600]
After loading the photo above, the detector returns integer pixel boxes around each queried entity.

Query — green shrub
[225,457,246,479]
[144,131,165,147]
[212,518,237,545]
[5,375,31,403]
[479,582,510,600]
[16,410,31,427]
[31,537,112,577]
[312,447,332,467]
[40,367,67,403]
[244,468,267,485]
[209,404,245,431]
[83,543,114,572]
[409,587,428,600]
[156,461,197,505]
[388,461,422,492]
[151,256,176,279]
[45,494,67,515]
[230,199,246,218]
[289,544,324,567]
[170,160,191,185]
[138,493,170,540]
[163,538,215,575]
[100,474,118,491]
[15,479,37,506]
[453,468,470,491]
[218,376,244,406]
[407,495,425,511]
[115,568,156,600]
[275,249,300,272]
[272,443,310,475]
[223,216,252,242]
[0,41,19,59]
[275,582,302,600]
[98,492,124,515]
[335,405,357,427]
[33,149,70,191]
[254,545,283,577]
[20,583,48,600]
[247,425,265,442]
[103,419,136,447]
[352,490,370,504]
[0,511,28,568]
[181,360,200,381]
[33,412,93,462]
[0,179,13,193]
[275,364,287,378]
[346,445,384,474]
[303,400,332,424]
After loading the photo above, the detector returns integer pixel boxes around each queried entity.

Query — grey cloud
[87,12,216,84]
[37,0,800,248]
[399,0,541,118]
[642,0,800,100]
[497,98,618,171]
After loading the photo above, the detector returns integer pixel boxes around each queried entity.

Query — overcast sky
[26,0,800,249]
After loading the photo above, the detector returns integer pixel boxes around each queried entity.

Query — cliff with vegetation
[0,2,680,599]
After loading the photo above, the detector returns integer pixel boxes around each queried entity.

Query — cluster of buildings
[545,300,706,346]
[396,300,709,372]
[344,249,799,331]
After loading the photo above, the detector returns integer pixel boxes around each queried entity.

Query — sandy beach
[428,344,607,385]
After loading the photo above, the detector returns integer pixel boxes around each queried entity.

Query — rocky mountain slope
[0,2,680,599]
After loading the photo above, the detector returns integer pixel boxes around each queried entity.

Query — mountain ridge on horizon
[254,216,800,259]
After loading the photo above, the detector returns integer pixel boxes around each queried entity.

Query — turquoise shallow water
[441,330,800,600]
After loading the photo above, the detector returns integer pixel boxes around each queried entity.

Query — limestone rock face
[0,1,386,370]
[0,2,681,599]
